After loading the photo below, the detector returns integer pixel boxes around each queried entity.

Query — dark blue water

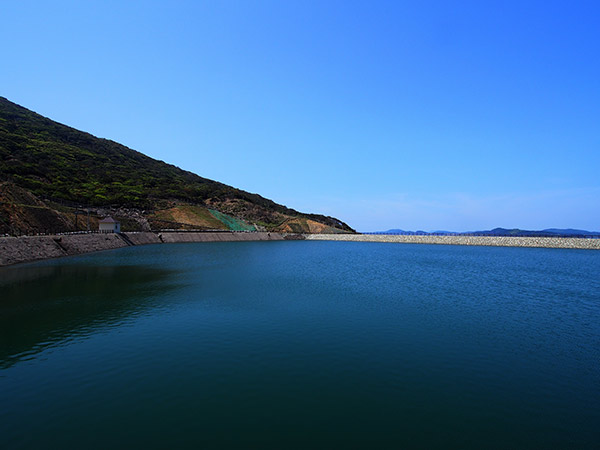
[1,241,599,449]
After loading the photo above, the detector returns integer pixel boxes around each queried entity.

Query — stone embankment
[0,231,288,267]
[158,232,284,243]
[305,234,600,250]
[4,231,598,268]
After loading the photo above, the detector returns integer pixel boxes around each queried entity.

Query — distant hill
[471,228,600,237]
[371,229,408,234]
[473,228,553,237]
[542,228,600,236]
[0,97,354,234]
[370,227,600,237]
[371,229,429,235]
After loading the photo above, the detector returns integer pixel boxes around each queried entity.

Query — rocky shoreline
[2,231,599,268]
[0,231,289,267]
[305,233,600,250]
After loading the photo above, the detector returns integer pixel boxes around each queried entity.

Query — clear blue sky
[2,0,599,231]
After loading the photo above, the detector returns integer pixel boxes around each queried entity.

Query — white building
[99,216,121,233]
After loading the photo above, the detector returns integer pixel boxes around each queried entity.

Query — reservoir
[1,241,599,448]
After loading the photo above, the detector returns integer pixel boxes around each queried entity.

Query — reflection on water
[0,263,178,368]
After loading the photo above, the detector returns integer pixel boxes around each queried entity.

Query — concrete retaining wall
[158,232,285,243]
[305,234,600,250]
[58,233,129,255]
[123,232,162,246]
[4,231,597,268]
[0,232,288,267]
[0,236,68,266]
[0,234,130,267]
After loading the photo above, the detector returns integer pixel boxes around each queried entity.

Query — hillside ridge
[371,227,600,237]
[0,97,354,235]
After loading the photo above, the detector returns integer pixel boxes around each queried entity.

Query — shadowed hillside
[0,97,354,234]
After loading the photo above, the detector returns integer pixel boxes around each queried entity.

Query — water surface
[1,241,599,448]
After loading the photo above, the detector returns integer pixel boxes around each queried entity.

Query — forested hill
[0,97,354,234]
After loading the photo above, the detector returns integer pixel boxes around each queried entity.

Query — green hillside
[0,97,354,233]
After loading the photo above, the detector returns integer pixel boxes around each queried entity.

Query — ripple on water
[1,241,599,449]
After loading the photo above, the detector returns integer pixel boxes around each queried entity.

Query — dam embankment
[305,233,600,250]
[0,232,287,267]
[3,231,599,267]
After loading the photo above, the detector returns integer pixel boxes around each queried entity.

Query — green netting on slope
[208,209,255,231]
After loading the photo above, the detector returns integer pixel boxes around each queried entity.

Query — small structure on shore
[99,216,120,233]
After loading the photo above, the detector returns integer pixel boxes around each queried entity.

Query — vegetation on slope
[0,97,354,234]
